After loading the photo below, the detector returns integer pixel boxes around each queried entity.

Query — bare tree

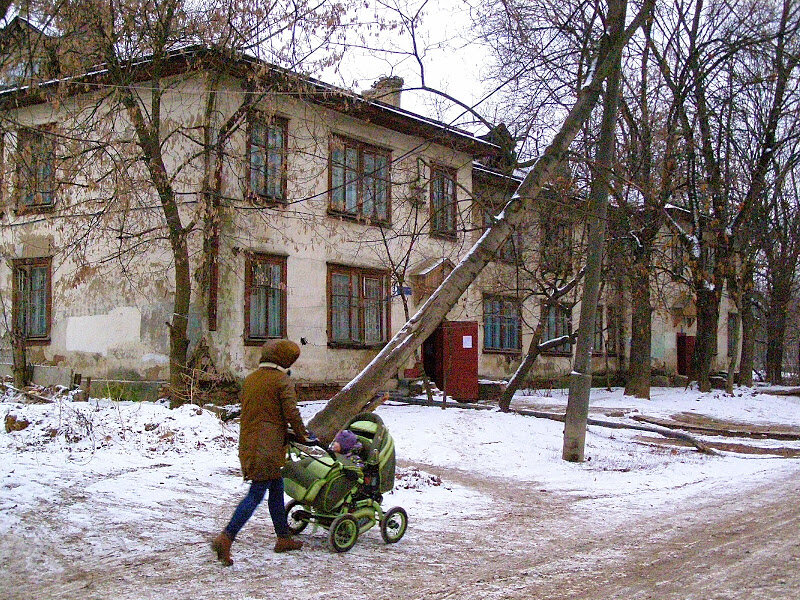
[307,0,654,443]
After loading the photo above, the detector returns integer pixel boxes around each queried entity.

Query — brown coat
[238,340,308,481]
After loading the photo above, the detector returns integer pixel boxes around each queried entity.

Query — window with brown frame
[430,165,457,237]
[540,212,572,273]
[542,302,572,356]
[17,127,55,212]
[244,253,287,344]
[483,295,521,353]
[482,203,520,262]
[327,264,389,347]
[12,256,52,343]
[329,136,390,223]
[247,114,288,202]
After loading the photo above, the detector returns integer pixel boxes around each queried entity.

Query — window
[670,233,685,274]
[483,295,521,353]
[482,205,520,262]
[540,213,572,273]
[244,254,286,343]
[12,257,51,342]
[542,303,571,355]
[329,137,390,222]
[17,127,55,210]
[248,114,287,202]
[430,165,457,237]
[593,306,604,354]
[328,265,389,346]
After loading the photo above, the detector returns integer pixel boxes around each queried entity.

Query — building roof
[0,44,500,158]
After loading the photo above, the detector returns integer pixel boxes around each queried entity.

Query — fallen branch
[1,381,56,404]
[512,407,717,454]
[393,395,717,454]
[631,414,800,441]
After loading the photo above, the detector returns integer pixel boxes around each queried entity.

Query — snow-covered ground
[3,385,799,599]
[3,386,799,531]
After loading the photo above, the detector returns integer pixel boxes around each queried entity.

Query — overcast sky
[324,0,492,131]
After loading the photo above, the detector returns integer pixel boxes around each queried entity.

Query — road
[3,461,798,599]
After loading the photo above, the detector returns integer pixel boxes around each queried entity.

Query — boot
[211,531,234,566]
[274,536,303,553]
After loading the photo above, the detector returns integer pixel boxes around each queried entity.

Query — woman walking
[212,339,312,565]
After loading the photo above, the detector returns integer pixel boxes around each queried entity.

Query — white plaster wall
[65,306,141,355]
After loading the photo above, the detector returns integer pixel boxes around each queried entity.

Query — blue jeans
[224,479,289,539]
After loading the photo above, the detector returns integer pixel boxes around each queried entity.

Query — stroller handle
[286,431,337,460]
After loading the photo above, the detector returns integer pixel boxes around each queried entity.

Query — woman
[212,339,312,565]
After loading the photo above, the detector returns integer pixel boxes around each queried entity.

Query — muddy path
[2,461,798,600]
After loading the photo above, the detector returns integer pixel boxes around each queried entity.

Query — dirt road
[2,461,798,600]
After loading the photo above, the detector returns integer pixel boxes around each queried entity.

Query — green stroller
[282,412,408,552]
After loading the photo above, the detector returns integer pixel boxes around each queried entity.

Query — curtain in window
[15,264,48,337]
[363,277,383,343]
[249,261,283,338]
[432,169,455,233]
[484,297,519,351]
[249,121,265,195]
[331,273,351,342]
[266,124,284,199]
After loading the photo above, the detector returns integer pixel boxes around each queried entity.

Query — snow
[2,385,800,582]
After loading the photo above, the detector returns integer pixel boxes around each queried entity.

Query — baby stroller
[282,412,408,552]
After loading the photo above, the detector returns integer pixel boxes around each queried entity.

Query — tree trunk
[765,282,790,384]
[499,321,544,412]
[562,0,626,463]
[307,0,651,444]
[624,261,652,399]
[725,311,741,394]
[11,331,28,388]
[694,288,720,392]
[739,288,755,387]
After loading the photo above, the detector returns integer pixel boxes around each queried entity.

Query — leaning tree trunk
[499,321,544,412]
[624,259,653,399]
[307,0,651,444]
[693,288,720,392]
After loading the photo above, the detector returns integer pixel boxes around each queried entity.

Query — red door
[423,321,479,402]
[676,333,696,378]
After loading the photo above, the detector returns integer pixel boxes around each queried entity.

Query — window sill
[15,204,55,216]
[327,341,387,350]
[326,210,391,228]
[23,337,51,346]
[244,336,285,347]
[430,231,458,242]
[483,348,522,356]
[247,193,288,206]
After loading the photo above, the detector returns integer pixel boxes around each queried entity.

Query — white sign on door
[462,335,473,349]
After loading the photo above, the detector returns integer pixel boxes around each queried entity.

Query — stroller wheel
[328,514,359,552]
[286,500,309,534]
[380,506,408,544]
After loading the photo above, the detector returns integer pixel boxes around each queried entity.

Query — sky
[326,0,492,130]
